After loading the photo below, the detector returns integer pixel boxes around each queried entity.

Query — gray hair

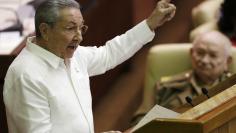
[35,0,80,38]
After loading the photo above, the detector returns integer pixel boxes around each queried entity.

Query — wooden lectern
[133,74,236,133]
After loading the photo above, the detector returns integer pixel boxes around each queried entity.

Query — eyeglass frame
[63,24,88,36]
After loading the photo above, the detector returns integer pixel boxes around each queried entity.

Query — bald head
[191,31,232,85]
[193,31,232,57]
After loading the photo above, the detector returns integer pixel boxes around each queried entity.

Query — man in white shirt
[3,0,176,133]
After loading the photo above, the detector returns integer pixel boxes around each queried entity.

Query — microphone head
[185,96,194,107]
[185,96,192,103]
[201,87,210,98]
[201,87,208,94]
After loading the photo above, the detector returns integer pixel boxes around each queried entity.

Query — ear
[225,56,232,71]
[39,23,50,41]
[227,56,233,64]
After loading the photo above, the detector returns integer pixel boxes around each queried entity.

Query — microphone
[185,96,194,107]
[201,87,210,98]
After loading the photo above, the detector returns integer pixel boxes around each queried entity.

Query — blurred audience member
[191,0,223,27]
[218,0,236,46]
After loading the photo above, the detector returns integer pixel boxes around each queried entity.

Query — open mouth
[67,45,77,49]
[67,42,79,50]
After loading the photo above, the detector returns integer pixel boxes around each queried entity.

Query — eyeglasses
[65,24,88,35]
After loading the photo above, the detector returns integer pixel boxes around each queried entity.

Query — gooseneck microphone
[201,87,210,99]
[185,96,194,107]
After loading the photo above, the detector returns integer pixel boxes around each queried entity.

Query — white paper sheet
[131,104,180,132]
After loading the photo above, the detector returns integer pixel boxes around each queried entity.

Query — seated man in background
[155,31,232,109]
[132,31,232,124]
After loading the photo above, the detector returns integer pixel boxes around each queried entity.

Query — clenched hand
[146,0,176,30]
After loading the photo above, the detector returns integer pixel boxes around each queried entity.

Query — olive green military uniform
[130,70,231,125]
[155,70,231,110]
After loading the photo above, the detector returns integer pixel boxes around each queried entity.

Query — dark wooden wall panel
[81,0,134,106]
[0,56,15,133]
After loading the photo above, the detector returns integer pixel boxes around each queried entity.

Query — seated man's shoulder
[160,71,192,84]
[157,71,193,90]
[155,71,193,108]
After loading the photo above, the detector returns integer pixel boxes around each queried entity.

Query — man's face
[46,8,84,59]
[191,38,229,83]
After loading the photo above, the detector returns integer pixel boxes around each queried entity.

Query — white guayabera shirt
[3,20,155,133]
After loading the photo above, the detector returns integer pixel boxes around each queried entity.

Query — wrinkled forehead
[193,36,227,54]
[194,32,229,49]
[199,40,223,50]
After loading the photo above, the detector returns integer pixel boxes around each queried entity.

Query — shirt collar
[26,36,64,69]
[190,71,221,95]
